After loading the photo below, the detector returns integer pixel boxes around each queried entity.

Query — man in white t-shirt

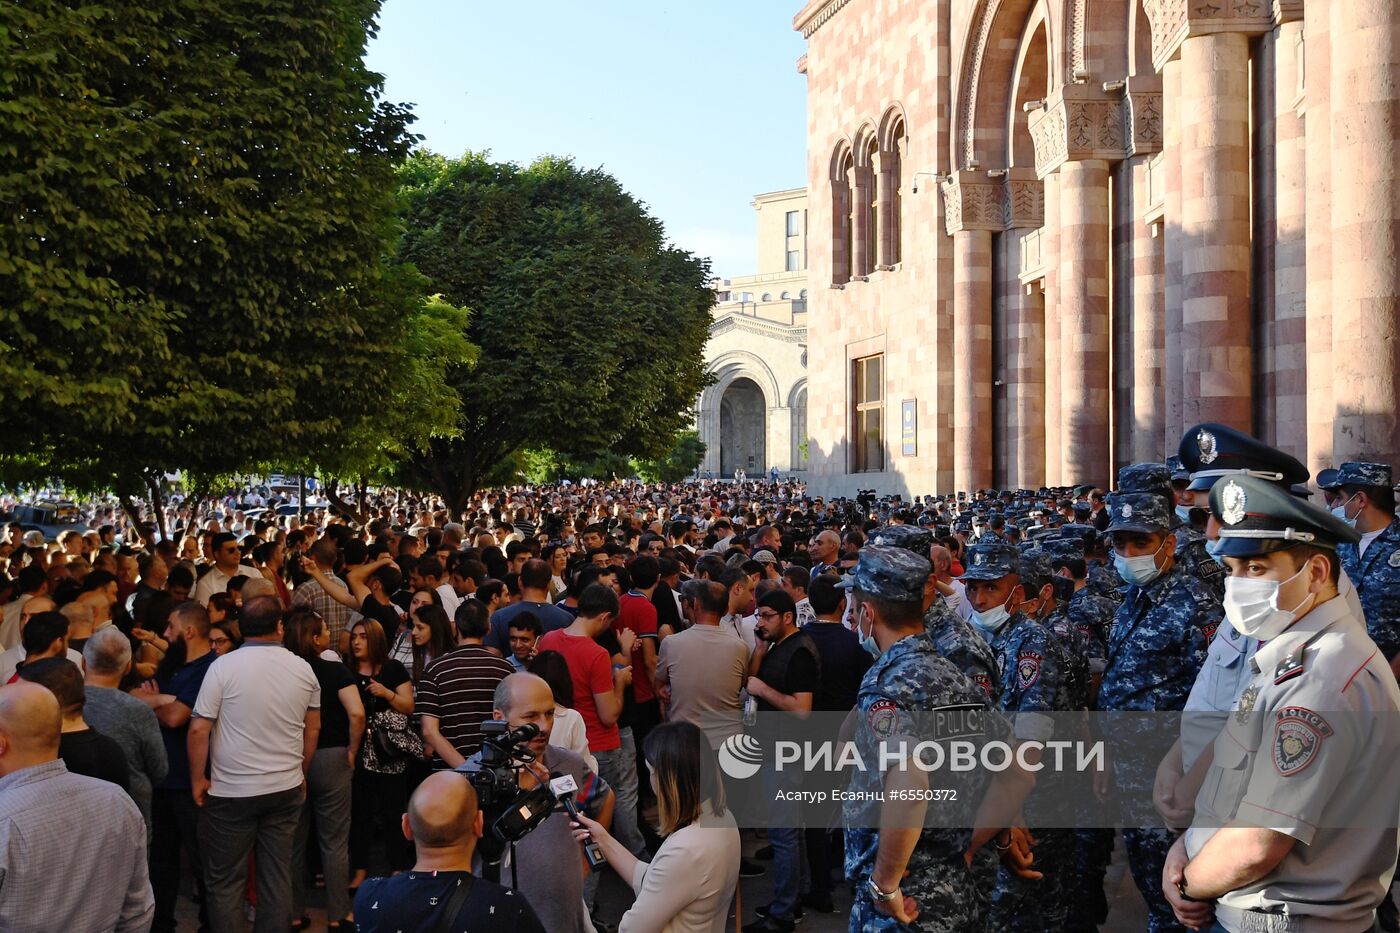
[931,544,975,622]
[188,596,319,933]
[191,532,259,607]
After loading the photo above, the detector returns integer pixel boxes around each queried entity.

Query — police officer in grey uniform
[839,546,1035,933]
[868,524,1000,705]
[1165,475,1400,933]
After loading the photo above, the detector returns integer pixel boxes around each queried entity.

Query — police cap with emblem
[836,545,930,604]
[1178,422,1309,493]
[1207,474,1360,558]
[1104,491,1173,535]
[867,524,934,556]
[1332,461,1394,490]
[1018,548,1053,594]
[1166,455,1190,483]
[959,541,1021,581]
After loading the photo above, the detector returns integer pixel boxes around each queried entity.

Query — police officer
[1330,461,1400,671]
[1164,475,1400,932]
[1096,479,1222,933]
[961,541,1072,932]
[839,546,1036,932]
[868,524,1000,705]
[1061,523,1125,605]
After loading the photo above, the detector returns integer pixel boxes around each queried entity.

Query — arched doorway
[720,377,766,475]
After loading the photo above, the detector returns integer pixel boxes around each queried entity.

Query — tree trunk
[145,473,167,544]
[322,477,364,523]
[118,495,144,547]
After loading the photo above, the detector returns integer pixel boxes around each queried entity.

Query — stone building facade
[794,0,1400,497]
[697,188,810,478]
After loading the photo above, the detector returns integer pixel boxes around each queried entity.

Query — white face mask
[1113,536,1169,587]
[971,590,1016,635]
[1222,562,1317,640]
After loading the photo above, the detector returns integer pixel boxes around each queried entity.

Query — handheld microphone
[550,771,607,869]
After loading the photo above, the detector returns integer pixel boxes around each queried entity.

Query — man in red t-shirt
[616,556,661,812]
[537,583,645,855]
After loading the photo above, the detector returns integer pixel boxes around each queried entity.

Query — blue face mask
[856,605,880,658]
[1113,536,1169,587]
[1332,494,1359,528]
[1204,537,1227,566]
[1174,505,1193,526]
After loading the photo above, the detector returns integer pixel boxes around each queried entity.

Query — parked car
[3,501,91,542]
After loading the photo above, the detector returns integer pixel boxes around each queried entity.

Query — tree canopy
[392,151,715,509]
[0,0,471,503]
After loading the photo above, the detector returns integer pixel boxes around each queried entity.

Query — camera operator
[352,771,545,933]
[458,673,615,933]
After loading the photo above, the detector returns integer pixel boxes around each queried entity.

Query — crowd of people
[2,418,1400,933]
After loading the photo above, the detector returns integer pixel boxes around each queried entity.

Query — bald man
[458,673,616,933]
[0,682,153,932]
[353,772,545,932]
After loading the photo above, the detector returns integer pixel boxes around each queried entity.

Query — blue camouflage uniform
[840,546,1004,933]
[867,524,1002,706]
[1331,462,1400,663]
[962,543,1072,933]
[1096,487,1221,933]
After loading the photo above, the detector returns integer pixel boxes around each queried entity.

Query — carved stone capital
[1002,169,1044,230]
[1272,0,1303,25]
[1125,89,1163,155]
[1028,91,1126,179]
[1145,0,1273,71]
[941,171,1004,235]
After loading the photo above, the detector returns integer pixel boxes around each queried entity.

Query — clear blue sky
[365,1,809,278]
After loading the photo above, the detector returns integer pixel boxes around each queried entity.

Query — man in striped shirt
[418,598,515,769]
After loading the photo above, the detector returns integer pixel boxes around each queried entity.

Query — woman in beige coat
[571,720,740,933]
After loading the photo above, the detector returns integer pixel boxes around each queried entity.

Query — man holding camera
[352,771,546,933]
[457,673,615,933]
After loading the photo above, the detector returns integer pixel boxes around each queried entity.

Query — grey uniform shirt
[1186,594,1400,932]
[1180,571,1365,771]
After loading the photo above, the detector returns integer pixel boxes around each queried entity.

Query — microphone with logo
[549,771,606,870]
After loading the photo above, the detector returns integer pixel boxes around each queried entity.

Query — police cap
[959,541,1020,581]
[1104,491,1173,535]
[867,524,934,556]
[1178,423,1309,493]
[1209,475,1360,558]
[837,545,930,604]
[1117,462,1175,498]
[1333,461,1393,490]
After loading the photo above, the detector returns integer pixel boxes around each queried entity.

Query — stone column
[1057,159,1112,487]
[1179,32,1253,430]
[1130,155,1166,462]
[1042,174,1062,486]
[1010,269,1046,487]
[953,229,994,490]
[1304,2,1333,474]
[769,406,793,472]
[1272,14,1307,456]
[876,164,896,268]
[1162,58,1185,450]
[851,168,873,279]
[1330,0,1400,462]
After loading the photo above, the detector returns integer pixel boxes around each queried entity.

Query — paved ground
[176,831,1151,931]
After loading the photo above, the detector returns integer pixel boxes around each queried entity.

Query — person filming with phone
[570,720,740,933]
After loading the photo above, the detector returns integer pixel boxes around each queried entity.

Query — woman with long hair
[543,542,570,602]
[344,618,415,887]
[407,603,454,684]
[388,587,441,670]
[570,721,739,933]
[210,618,241,655]
[282,608,364,932]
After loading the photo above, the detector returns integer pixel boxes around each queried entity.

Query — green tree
[633,430,706,483]
[393,151,715,510]
[0,0,456,505]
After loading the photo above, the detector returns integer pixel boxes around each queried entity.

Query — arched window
[799,288,808,299]
[761,292,772,302]
[831,143,855,285]
[886,118,905,264]
[864,135,881,274]
[780,291,791,300]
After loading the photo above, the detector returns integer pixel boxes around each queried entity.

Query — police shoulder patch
[1273,707,1333,776]
[1200,619,1220,643]
[1016,650,1043,690]
[867,698,899,738]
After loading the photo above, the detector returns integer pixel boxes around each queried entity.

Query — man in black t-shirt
[354,771,544,933]
[745,589,819,933]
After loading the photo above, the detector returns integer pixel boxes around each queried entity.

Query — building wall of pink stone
[794,0,1400,497]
